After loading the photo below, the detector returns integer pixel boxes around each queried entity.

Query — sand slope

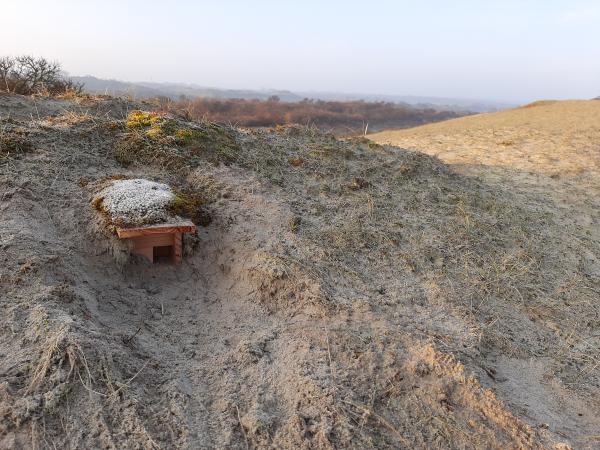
[1,94,599,448]
[371,100,600,448]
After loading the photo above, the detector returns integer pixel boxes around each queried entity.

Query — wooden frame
[116,220,196,264]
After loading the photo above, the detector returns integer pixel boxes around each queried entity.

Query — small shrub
[288,216,302,232]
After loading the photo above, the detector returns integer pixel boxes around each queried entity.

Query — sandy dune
[1,94,599,448]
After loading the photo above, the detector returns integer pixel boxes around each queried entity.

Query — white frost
[98,178,175,225]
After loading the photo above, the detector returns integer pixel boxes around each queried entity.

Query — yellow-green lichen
[126,110,161,129]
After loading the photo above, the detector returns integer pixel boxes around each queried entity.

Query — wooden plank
[117,221,196,238]
[131,234,174,248]
[172,232,182,265]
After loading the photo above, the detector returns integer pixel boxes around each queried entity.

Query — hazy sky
[2,0,599,102]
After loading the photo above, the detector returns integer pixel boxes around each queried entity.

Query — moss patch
[168,189,211,226]
[115,111,240,171]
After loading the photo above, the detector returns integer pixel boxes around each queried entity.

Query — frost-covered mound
[96,178,175,226]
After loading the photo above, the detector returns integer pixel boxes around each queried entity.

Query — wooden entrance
[116,221,196,264]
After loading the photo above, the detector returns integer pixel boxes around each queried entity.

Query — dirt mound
[2,94,596,448]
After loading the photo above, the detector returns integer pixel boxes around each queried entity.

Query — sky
[1,0,599,103]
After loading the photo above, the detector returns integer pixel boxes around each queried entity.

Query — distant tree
[0,56,83,95]
[154,95,172,106]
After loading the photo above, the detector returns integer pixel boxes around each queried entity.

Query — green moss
[168,189,211,225]
[174,128,207,146]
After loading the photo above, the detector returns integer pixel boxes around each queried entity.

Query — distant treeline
[155,96,465,134]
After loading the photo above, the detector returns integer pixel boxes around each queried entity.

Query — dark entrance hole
[153,245,173,263]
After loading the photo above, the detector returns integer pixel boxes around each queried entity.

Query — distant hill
[71,76,303,102]
[72,75,513,112]
[294,91,516,112]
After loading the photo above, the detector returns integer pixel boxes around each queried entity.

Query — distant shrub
[157,97,462,133]
[0,56,83,96]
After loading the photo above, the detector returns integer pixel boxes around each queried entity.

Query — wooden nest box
[94,178,199,265]
[116,221,196,264]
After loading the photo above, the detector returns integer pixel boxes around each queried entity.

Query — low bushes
[0,56,83,96]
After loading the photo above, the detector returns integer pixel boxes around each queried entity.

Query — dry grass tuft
[0,127,33,159]
[28,326,70,392]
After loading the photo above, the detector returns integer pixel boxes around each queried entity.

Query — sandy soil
[1,93,598,449]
